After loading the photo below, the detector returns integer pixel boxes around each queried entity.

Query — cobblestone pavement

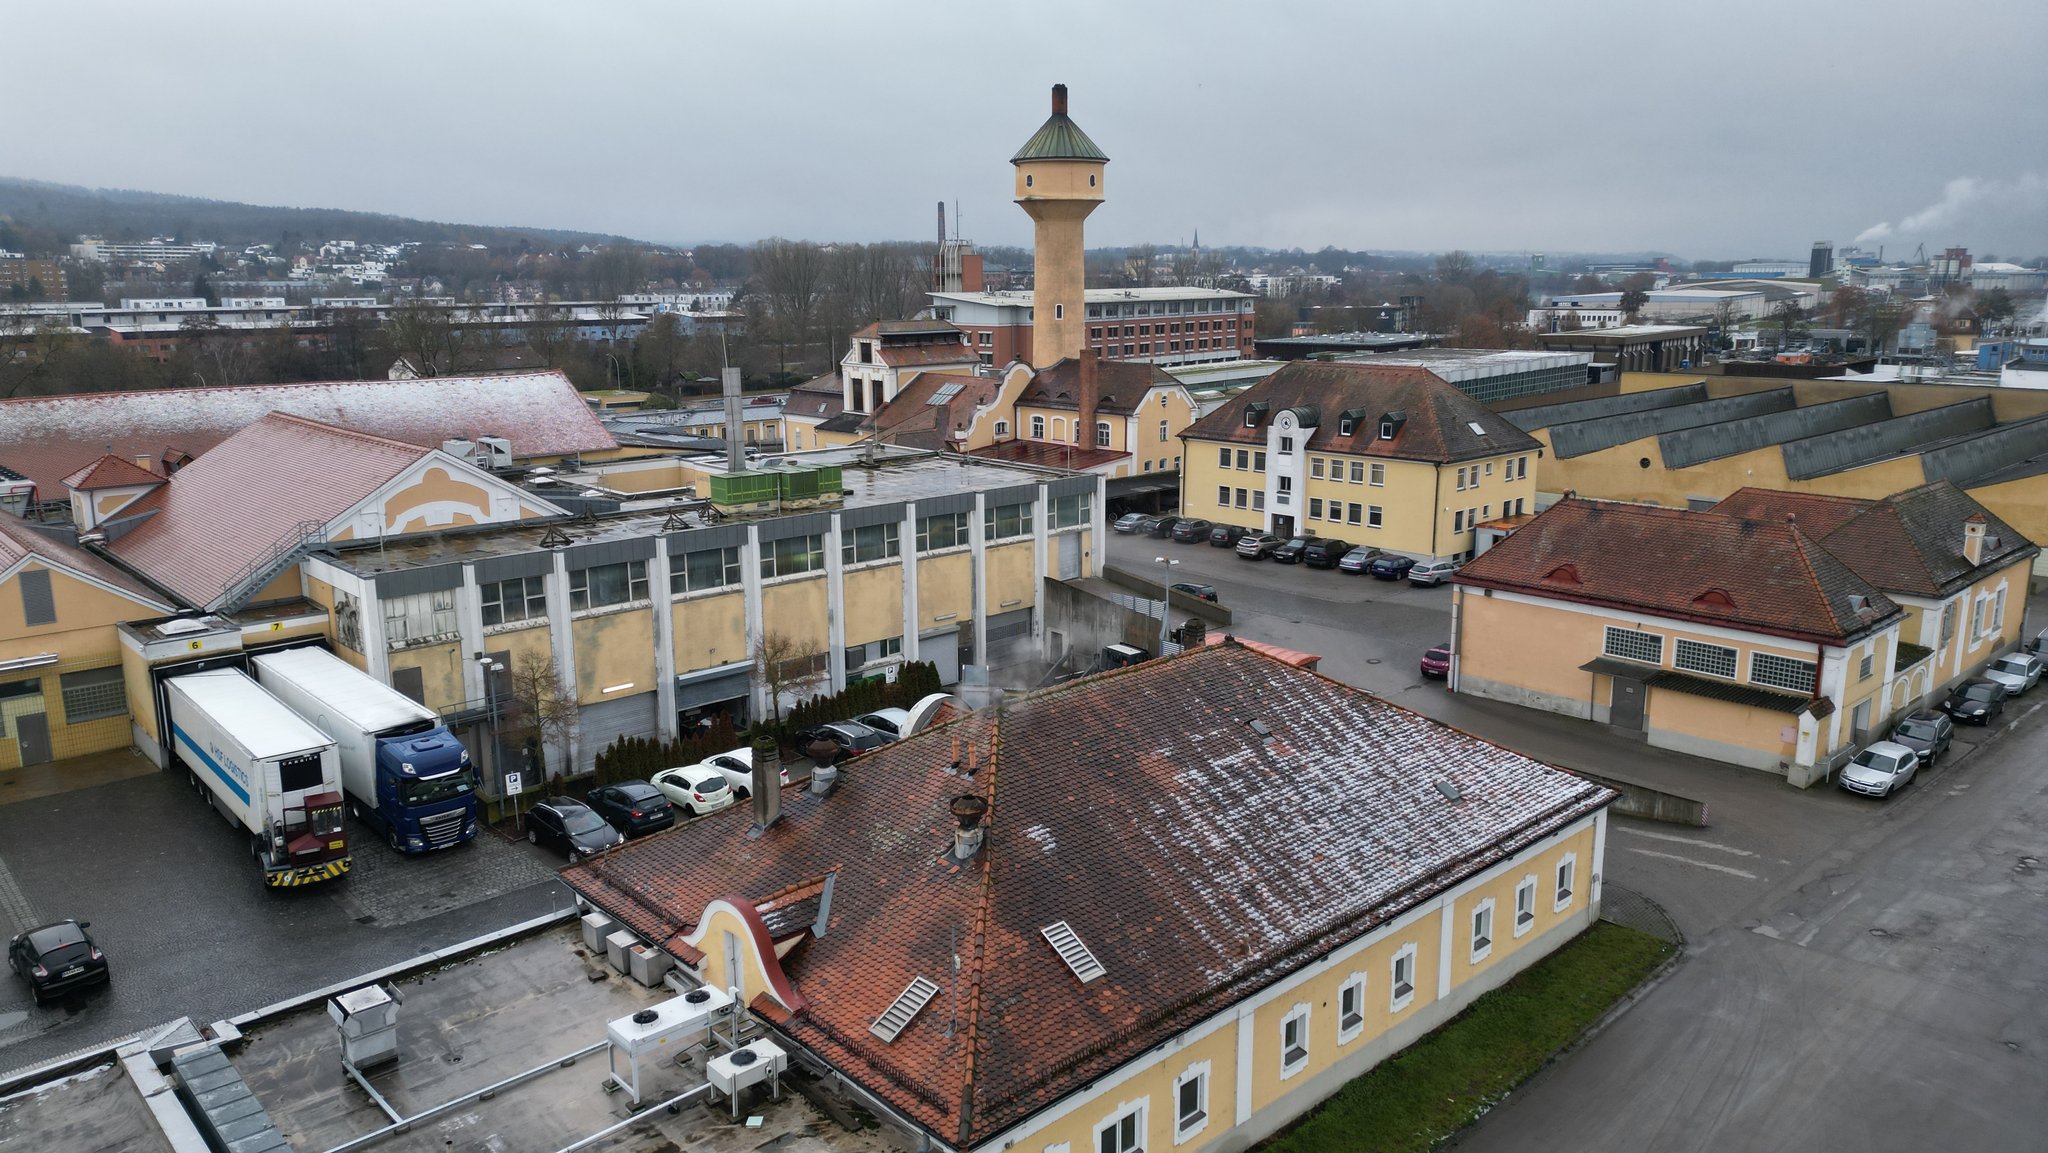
[0,768,574,1079]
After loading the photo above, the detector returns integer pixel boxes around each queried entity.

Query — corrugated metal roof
[1011,114,1109,163]
[1501,382,1707,431]
[1547,389,1795,460]
[1781,399,1993,480]
[1918,413,2048,488]
[1658,392,1893,469]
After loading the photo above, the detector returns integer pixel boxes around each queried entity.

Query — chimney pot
[949,794,988,830]
[1052,84,1067,116]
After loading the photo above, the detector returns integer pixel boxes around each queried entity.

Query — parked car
[526,797,625,860]
[1367,553,1417,580]
[1112,512,1149,534]
[855,707,914,740]
[1408,559,1461,586]
[2028,626,2048,655]
[1337,546,1382,574]
[1838,741,1920,798]
[8,919,109,1005]
[1143,515,1183,539]
[584,780,677,837]
[1270,536,1318,564]
[649,764,736,817]
[798,720,893,764]
[1301,539,1354,569]
[1208,524,1249,548]
[1235,532,1283,560]
[1941,679,2008,725]
[1420,645,1452,679]
[1170,581,1218,602]
[694,746,790,798]
[1984,651,2044,695]
[1170,518,1214,543]
[1887,711,1953,768]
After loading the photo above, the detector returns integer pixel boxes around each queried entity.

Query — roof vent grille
[869,976,941,1042]
[1042,920,1107,985]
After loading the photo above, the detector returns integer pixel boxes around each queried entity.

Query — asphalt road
[0,769,574,1078]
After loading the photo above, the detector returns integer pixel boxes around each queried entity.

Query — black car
[1270,536,1318,564]
[1367,553,1417,580]
[1941,679,2007,725]
[1170,518,1214,543]
[584,780,678,837]
[1170,581,1218,602]
[1887,711,1953,767]
[1143,515,1182,538]
[8,920,109,1005]
[1302,539,1354,569]
[798,720,893,765]
[527,797,626,860]
[1235,532,1283,560]
[1208,524,1249,548]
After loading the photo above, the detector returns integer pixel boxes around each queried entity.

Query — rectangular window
[1390,945,1417,1009]
[759,535,824,579]
[59,666,126,723]
[1453,510,1465,534]
[1218,446,1232,469]
[1993,586,2008,632]
[841,521,901,565]
[1252,490,1265,512]
[1174,1065,1208,1142]
[844,635,903,672]
[1050,492,1093,529]
[1485,461,1494,476]
[674,546,741,594]
[1310,457,1325,479]
[1365,504,1381,528]
[1455,466,1468,491]
[1308,497,1323,519]
[570,560,648,610]
[1674,638,1738,679]
[1471,899,1494,961]
[384,588,459,643]
[1095,422,1112,449]
[17,569,54,627]
[1253,451,1267,472]
[1555,854,1577,911]
[1602,626,1663,665]
[1337,973,1366,1043]
[1217,485,1231,506]
[1859,651,1874,680]
[1234,488,1248,509]
[1749,651,1817,693]
[1367,462,1383,486]
[984,501,1034,540]
[918,512,970,551]
[481,574,547,625]
[1158,419,1169,441]
[1280,1005,1310,1077]
[1098,1105,1143,1153]
[1235,448,1249,470]
[1515,875,1537,936]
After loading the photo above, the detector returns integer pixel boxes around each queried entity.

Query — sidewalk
[0,746,158,807]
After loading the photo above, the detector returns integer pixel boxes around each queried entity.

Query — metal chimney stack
[722,366,745,473]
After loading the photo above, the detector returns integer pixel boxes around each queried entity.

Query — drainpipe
[1431,463,1442,559]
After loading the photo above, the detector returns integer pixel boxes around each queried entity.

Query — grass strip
[1264,921,1674,1153]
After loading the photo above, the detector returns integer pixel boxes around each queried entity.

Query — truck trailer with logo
[164,668,351,888]
[251,646,479,854]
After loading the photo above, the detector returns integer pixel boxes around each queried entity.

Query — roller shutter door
[921,628,962,686]
[574,691,659,773]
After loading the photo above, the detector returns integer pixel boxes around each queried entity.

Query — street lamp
[475,653,509,823]
[1153,556,1180,655]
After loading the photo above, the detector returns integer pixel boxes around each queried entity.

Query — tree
[524,300,573,368]
[1433,251,1476,285]
[1976,288,2016,327]
[754,239,828,374]
[503,652,578,784]
[1570,273,1605,292]
[1711,298,1740,349]
[382,299,467,376]
[1559,310,1584,332]
[635,311,689,394]
[1772,298,1808,348]
[1618,286,1649,319]
[1858,296,1909,355]
[752,630,826,727]
[1825,285,1869,330]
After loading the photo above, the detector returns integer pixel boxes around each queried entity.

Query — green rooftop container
[708,471,779,507]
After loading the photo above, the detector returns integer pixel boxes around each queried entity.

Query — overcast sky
[5,1,2044,260]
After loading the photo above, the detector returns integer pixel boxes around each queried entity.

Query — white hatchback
[650,763,735,816]
[694,746,791,799]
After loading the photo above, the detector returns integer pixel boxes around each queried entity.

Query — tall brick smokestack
[1078,350,1099,452]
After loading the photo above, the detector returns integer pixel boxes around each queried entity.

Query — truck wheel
[388,827,402,852]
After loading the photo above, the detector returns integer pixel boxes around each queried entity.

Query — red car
[1420,645,1451,679]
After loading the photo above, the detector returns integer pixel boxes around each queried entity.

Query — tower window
[1054,304,1064,319]
[1089,174,1097,187]
[1025,174,1033,188]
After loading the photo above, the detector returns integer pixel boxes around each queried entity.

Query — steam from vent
[1855,173,2047,246]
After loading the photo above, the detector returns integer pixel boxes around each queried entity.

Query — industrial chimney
[722,366,745,473]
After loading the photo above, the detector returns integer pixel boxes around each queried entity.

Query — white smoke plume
[1855,173,2048,246]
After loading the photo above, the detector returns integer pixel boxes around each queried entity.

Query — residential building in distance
[926,286,1257,369]
[1451,483,2034,784]
[1178,361,1542,556]
[567,639,1614,1153]
[0,254,65,298]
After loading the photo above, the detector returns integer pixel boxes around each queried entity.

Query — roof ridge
[254,411,434,454]
[0,368,574,409]
[955,713,1000,1144]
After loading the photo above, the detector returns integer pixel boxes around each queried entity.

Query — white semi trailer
[164,668,351,888]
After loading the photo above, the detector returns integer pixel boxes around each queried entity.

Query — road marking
[1614,826,1757,857]
[1623,846,1760,880]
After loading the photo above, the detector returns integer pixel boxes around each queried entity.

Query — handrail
[216,518,327,611]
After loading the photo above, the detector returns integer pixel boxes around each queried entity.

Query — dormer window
[1339,418,1354,436]
[1244,402,1270,429]
[1379,421,1396,440]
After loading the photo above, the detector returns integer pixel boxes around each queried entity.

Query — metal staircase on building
[213,519,329,613]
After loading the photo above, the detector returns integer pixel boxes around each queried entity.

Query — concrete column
[900,505,921,663]
[650,537,677,740]
[825,515,847,693]
[546,550,579,774]
[1031,485,1050,645]
[360,582,390,682]
[743,525,766,722]
[970,494,989,669]
[457,565,485,702]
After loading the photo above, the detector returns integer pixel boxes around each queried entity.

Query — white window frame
[1514,874,1537,937]
[1337,972,1367,1044]
[1390,943,1417,1011]
[1368,462,1384,486]
[1470,898,1495,963]
[1366,504,1383,528]
[1171,1061,1210,1145]
[1555,853,1577,912]
[1673,637,1737,680]
[1094,1099,1147,1153]
[1602,625,1663,665]
[1279,1003,1311,1079]
[1749,650,1815,693]
[1032,415,1046,439]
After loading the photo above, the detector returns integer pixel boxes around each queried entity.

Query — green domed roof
[1011,85,1109,164]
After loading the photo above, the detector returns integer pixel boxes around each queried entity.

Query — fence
[1599,883,1684,946]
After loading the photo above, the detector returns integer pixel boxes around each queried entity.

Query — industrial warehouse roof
[564,642,1611,1146]
[1655,392,1893,469]
[1182,361,1541,462]
[1544,389,1797,459]
[1500,382,1709,430]
[1714,481,2038,599]
[0,370,615,496]
[1454,496,1902,644]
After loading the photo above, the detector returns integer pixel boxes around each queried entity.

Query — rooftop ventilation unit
[1042,920,1106,985]
[870,976,941,1042]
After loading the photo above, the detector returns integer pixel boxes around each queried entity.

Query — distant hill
[0,175,639,256]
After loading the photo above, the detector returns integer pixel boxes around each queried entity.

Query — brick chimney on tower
[1078,350,1100,452]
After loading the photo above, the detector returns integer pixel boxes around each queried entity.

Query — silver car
[1838,741,1919,798]
[1984,652,2044,696]
[1408,559,1461,586]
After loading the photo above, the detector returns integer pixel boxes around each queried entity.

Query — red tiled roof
[0,371,614,495]
[785,372,847,421]
[0,512,172,608]
[1183,361,1540,463]
[1716,481,2038,599]
[62,454,165,492]
[1453,496,1901,643]
[565,642,1611,1145]
[855,319,962,339]
[1019,357,1177,416]
[875,343,978,369]
[866,372,1000,451]
[969,439,1128,472]
[1200,633,1320,668]
[1710,488,1873,540]
[104,414,430,609]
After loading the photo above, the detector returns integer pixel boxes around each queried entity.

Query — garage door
[921,627,962,686]
[676,663,751,712]
[575,691,659,773]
